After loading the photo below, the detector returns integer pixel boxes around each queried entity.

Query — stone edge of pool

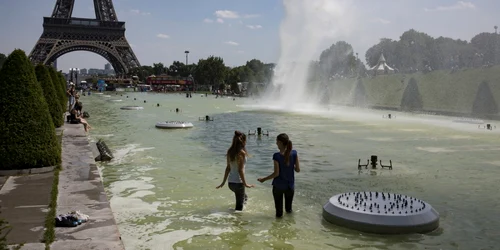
[50,123,124,250]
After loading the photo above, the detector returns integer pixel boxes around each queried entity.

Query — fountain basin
[155,121,194,129]
[120,106,144,110]
[323,192,439,234]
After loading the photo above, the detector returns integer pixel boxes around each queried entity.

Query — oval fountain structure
[155,121,194,129]
[120,106,144,110]
[323,192,439,234]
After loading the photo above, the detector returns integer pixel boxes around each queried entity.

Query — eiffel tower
[29,0,140,76]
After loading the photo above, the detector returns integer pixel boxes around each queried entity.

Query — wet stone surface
[50,123,124,250]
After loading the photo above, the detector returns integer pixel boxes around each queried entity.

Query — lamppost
[355,52,359,76]
[185,50,193,91]
[495,26,498,64]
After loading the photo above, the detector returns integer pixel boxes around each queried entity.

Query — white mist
[259,0,356,110]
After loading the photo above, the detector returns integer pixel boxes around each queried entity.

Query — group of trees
[0,53,6,70]
[364,29,500,73]
[308,41,367,81]
[308,29,500,81]
[129,57,275,93]
[0,49,67,170]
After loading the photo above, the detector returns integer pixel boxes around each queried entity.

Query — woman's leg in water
[82,122,88,132]
[78,118,91,130]
[228,183,245,211]
[272,186,284,217]
[284,188,295,213]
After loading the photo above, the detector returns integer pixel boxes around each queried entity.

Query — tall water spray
[259,0,355,110]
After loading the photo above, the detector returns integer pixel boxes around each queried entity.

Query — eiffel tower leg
[94,0,118,21]
[29,37,57,67]
[114,38,141,76]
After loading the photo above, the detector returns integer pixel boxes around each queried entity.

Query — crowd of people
[216,131,300,218]
[66,83,91,132]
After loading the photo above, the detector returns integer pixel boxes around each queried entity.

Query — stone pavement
[50,123,124,250]
[0,122,124,250]
[0,173,53,248]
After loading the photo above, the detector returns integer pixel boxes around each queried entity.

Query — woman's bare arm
[238,154,254,187]
[216,156,231,188]
[295,155,300,173]
[259,160,279,182]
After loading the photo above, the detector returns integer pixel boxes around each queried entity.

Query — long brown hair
[277,133,292,165]
[227,130,247,162]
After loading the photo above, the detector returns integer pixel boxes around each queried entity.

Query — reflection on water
[83,92,500,250]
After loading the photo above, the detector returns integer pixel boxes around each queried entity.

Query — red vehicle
[146,75,194,92]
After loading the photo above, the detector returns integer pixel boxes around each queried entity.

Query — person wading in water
[216,131,255,211]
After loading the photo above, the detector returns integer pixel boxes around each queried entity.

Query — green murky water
[82,91,500,250]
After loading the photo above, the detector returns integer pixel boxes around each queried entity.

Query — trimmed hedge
[400,77,423,111]
[47,66,67,112]
[57,72,68,107]
[35,65,64,128]
[0,49,61,170]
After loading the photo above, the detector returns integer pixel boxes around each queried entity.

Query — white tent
[370,54,394,75]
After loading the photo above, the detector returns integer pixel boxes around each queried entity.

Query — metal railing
[43,17,125,29]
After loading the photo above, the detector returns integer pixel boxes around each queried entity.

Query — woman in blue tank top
[216,131,254,211]
[258,133,300,217]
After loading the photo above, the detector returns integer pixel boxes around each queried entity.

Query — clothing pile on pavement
[55,211,90,227]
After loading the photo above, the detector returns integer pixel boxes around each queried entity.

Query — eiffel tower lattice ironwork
[29,0,140,76]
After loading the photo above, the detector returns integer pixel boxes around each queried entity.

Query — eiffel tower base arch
[29,0,140,77]
[40,40,131,76]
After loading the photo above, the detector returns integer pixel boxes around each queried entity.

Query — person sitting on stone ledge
[75,101,90,118]
[69,106,91,132]
[74,101,83,115]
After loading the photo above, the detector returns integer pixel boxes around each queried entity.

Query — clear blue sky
[0,0,498,72]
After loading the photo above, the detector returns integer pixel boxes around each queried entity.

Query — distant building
[76,66,114,76]
[88,68,103,75]
[104,63,115,75]
[369,54,394,75]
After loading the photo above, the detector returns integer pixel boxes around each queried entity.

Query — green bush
[47,66,66,112]
[35,65,64,127]
[0,49,61,170]
[0,215,10,250]
[472,81,499,115]
[0,53,6,70]
[400,77,423,111]
[57,71,68,111]
[57,72,68,106]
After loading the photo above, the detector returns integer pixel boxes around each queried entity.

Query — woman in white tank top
[216,131,254,211]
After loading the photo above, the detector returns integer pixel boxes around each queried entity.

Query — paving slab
[0,177,7,190]
[0,173,53,245]
[51,239,124,250]
[50,123,124,249]
[7,243,45,250]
